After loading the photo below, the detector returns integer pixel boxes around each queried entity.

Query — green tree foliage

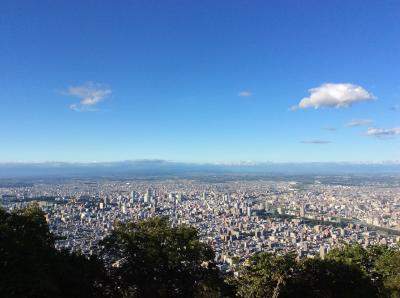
[374,248,400,297]
[232,250,382,298]
[291,258,377,298]
[325,243,382,275]
[102,216,229,297]
[2,204,400,298]
[231,252,298,298]
[0,203,107,298]
[232,243,400,298]
[326,243,400,298]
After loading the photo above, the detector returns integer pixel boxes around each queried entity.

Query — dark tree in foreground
[102,217,230,297]
[2,204,400,298]
[0,203,107,298]
[374,249,400,297]
[231,252,298,298]
[232,242,400,298]
[232,251,379,298]
[291,258,378,298]
[326,243,400,298]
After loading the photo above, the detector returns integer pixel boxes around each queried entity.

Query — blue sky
[1,0,399,163]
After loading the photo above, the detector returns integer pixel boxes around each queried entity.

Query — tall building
[144,188,152,204]
[319,245,326,259]
[247,206,252,217]
[144,193,149,204]
[299,205,305,217]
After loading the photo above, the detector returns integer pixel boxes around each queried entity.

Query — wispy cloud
[346,119,373,127]
[391,104,400,111]
[323,127,336,131]
[367,127,400,137]
[238,91,253,97]
[295,83,375,109]
[67,82,112,112]
[299,140,331,144]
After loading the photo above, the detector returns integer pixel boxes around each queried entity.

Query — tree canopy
[231,242,400,298]
[101,216,229,297]
[1,204,400,298]
[0,203,107,298]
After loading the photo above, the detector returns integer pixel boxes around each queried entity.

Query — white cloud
[239,91,253,97]
[367,127,400,137]
[346,119,373,127]
[299,140,331,144]
[67,82,111,112]
[296,83,375,109]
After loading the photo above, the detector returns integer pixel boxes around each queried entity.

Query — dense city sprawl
[1,176,400,272]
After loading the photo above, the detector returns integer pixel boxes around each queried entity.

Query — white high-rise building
[247,206,252,217]
[144,193,149,204]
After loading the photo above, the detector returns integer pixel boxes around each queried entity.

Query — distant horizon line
[1,159,400,166]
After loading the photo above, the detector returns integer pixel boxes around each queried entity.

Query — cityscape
[2,173,399,273]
